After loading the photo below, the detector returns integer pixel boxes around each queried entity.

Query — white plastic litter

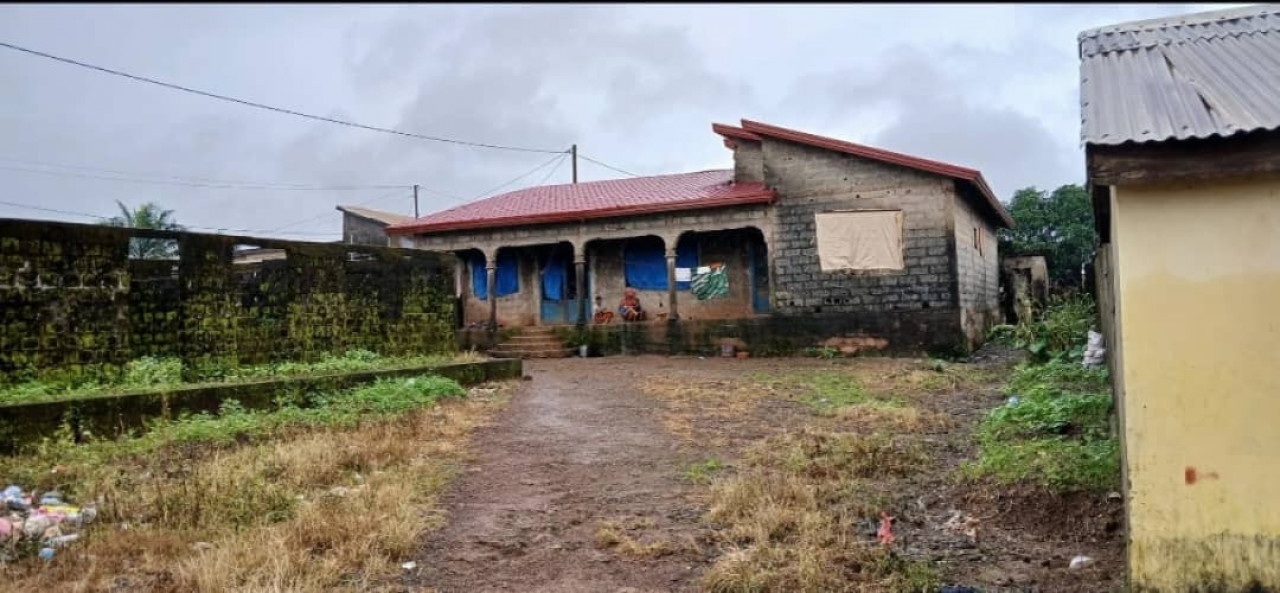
[1069,555,1095,569]
[1082,330,1106,368]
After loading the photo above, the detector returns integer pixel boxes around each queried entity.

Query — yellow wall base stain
[1131,535,1280,592]
[1114,177,1280,591]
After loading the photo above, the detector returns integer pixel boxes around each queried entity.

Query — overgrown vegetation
[700,430,937,592]
[965,360,1118,492]
[0,375,507,591]
[971,294,1119,492]
[988,293,1096,363]
[0,349,480,405]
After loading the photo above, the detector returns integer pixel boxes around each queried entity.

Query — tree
[998,184,1097,287]
[103,200,185,259]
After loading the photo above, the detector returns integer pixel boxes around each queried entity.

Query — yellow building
[1081,6,1280,591]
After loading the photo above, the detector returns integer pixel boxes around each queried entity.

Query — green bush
[989,293,1096,363]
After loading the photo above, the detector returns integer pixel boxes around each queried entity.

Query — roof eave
[738,119,1012,227]
[712,122,762,142]
[387,190,776,236]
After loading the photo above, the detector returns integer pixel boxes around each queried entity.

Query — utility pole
[571,144,578,184]
[413,184,419,218]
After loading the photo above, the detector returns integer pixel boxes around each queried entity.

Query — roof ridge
[1079,4,1280,41]
[737,119,1011,228]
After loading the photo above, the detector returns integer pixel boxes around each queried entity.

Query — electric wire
[0,40,565,154]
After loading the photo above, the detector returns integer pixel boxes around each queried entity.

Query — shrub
[989,293,1096,363]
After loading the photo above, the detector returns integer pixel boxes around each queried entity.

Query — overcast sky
[0,3,1242,240]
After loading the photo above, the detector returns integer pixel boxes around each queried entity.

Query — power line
[270,189,408,233]
[0,40,565,155]
[0,155,412,190]
[534,152,570,187]
[577,152,640,177]
[466,151,571,203]
[0,163,409,191]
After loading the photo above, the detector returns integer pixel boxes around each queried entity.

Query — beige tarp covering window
[815,210,904,271]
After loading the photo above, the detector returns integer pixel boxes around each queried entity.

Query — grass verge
[963,361,1119,492]
[0,349,484,405]
[0,375,511,592]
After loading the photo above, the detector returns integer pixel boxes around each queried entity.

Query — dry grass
[638,376,778,443]
[0,384,513,593]
[699,429,937,593]
[593,518,686,560]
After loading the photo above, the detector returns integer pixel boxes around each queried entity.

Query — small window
[814,210,904,271]
[973,227,981,256]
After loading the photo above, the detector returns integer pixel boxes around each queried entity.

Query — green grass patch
[0,375,468,492]
[0,349,472,405]
[964,362,1119,492]
[682,457,726,484]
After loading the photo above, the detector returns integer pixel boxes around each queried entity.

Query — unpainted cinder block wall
[342,213,392,247]
[953,183,1002,349]
[749,137,968,352]
[0,219,456,383]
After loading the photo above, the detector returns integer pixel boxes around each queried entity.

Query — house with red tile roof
[387,119,1010,355]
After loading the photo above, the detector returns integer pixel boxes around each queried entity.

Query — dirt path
[406,358,707,593]
[405,353,1123,592]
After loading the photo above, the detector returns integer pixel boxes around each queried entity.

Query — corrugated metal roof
[1080,4,1280,145]
[335,205,414,226]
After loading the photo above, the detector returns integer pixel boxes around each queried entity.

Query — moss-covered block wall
[0,219,457,383]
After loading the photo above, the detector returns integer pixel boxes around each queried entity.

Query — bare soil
[402,354,1124,593]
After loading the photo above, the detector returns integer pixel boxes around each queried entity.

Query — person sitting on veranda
[618,287,647,322]
[592,295,615,324]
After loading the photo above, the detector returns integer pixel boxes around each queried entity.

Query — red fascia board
[386,190,776,235]
[739,119,1012,227]
[712,123,762,142]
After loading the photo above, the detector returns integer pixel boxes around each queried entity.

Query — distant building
[387,119,1010,355]
[337,205,414,247]
[1082,5,1280,590]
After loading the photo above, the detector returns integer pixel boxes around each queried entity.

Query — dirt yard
[404,354,1124,593]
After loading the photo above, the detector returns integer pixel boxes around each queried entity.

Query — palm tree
[103,200,185,259]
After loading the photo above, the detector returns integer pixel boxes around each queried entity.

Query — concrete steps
[489,327,576,359]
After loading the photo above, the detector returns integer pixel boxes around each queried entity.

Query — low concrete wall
[0,358,521,454]
[575,308,966,358]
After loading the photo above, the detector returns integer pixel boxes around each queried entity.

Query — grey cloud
[0,4,1221,236]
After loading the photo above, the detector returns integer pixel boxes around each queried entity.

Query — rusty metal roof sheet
[1080,4,1280,145]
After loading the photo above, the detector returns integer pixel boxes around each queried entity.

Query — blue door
[540,253,581,324]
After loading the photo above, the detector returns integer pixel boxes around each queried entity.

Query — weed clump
[965,362,1119,492]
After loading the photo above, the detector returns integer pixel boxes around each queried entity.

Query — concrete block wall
[0,219,456,383]
[342,214,391,247]
[953,184,1002,347]
[733,141,765,183]
[761,139,959,327]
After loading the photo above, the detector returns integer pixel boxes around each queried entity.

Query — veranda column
[574,243,587,327]
[665,247,679,321]
[485,249,498,332]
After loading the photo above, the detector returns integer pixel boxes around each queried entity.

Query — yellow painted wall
[1111,175,1280,591]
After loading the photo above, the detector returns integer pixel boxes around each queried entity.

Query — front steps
[489,326,575,359]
